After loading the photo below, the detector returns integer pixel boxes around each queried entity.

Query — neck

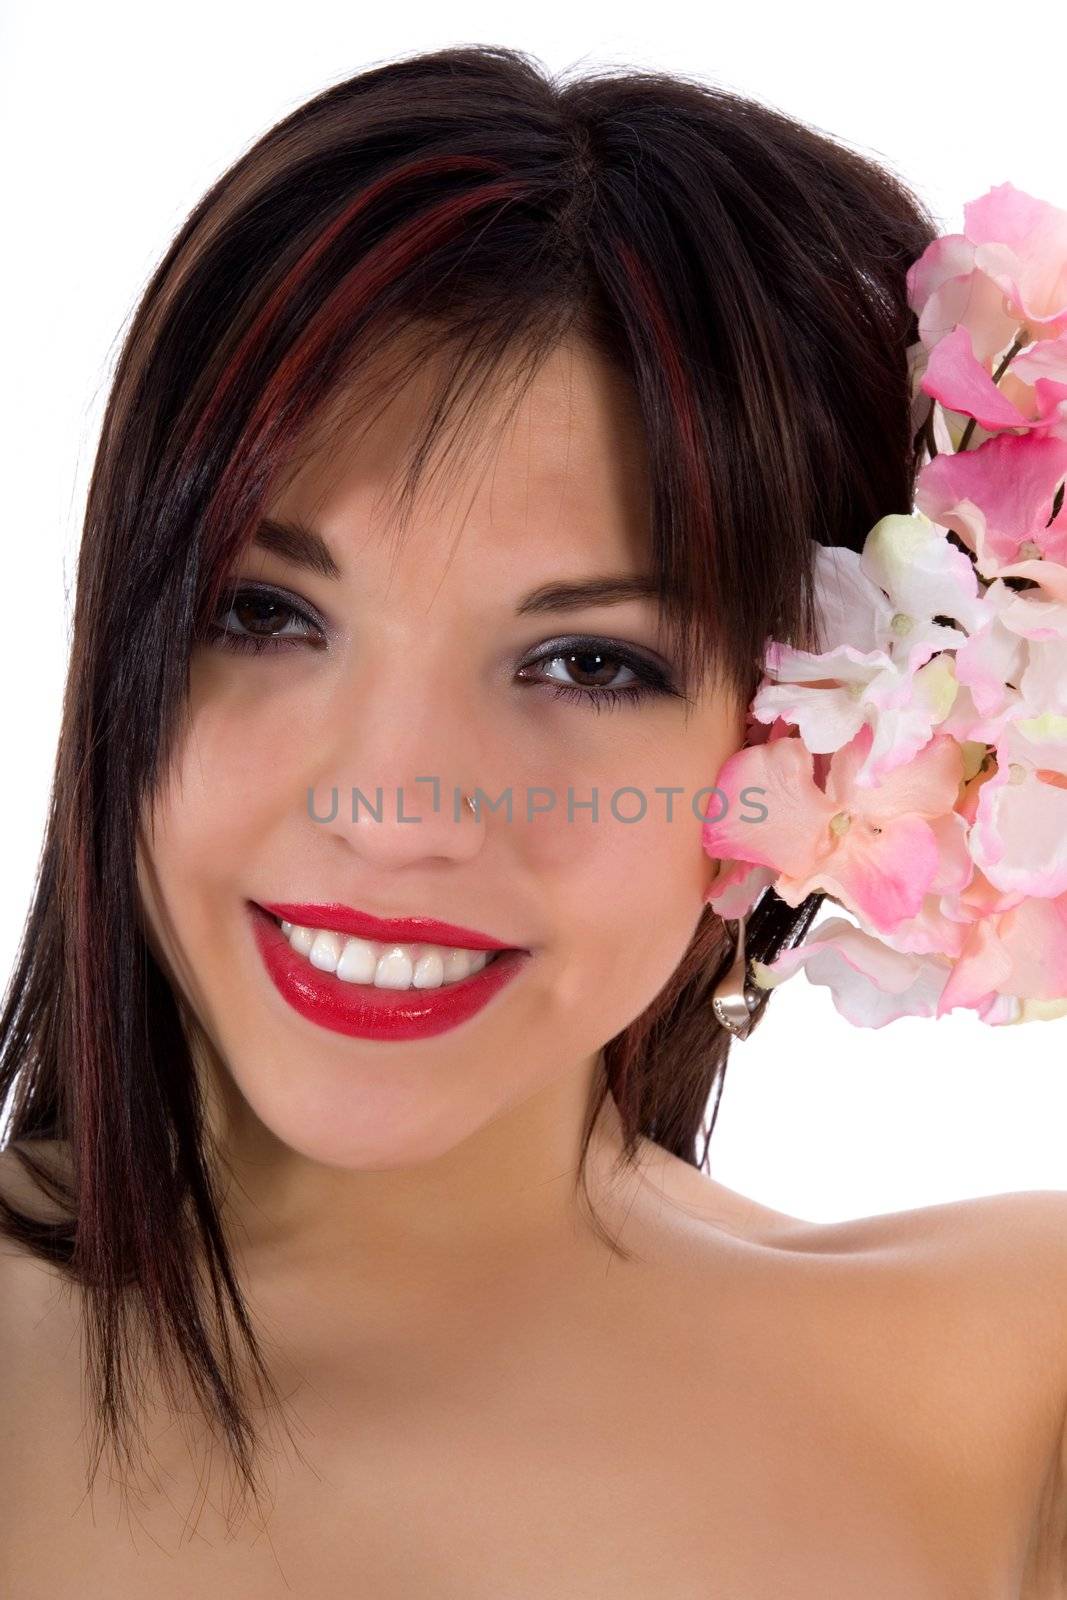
[194,1032,645,1295]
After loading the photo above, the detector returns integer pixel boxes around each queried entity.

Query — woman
[2,42,1066,1596]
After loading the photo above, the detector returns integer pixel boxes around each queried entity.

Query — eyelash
[203,585,683,712]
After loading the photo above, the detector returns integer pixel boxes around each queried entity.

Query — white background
[3,0,1065,1219]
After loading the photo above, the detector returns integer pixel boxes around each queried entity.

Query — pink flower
[863,811,975,957]
[701,722,964,933]
[960,185,1067,338]
[907,231,1020,362]
[921,326,1067,439]
[936,892,1067,1013]
[749,516,978,786]
[703,859,776,920]
[703,185,1067,1029]
[914,429,1067,579]
[753,916,953,1028]
[752,889,1067,1028]
[907,182,1067,355]
[970,717,1067,898]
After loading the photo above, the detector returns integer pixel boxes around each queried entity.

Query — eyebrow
[514,575,663,615]
[252,516,663,613]
[253,517,343,581]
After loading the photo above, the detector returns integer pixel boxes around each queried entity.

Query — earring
[464,792,478,818]
[711,913,763,1040]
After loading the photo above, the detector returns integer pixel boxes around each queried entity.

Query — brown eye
[539,648,642,692]
[517,639,683,712]
[204,598,684,714]
[206,587,323,654]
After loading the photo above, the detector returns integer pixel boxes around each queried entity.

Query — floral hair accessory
[703,182,1067,1030]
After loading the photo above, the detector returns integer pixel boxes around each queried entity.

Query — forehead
[266,333,653,583]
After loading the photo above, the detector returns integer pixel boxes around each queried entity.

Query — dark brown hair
[0,43,935,1522]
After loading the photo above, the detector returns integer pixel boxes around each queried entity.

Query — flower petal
[701,737,835,878]
[995,893,1067,999]
[703,860,776,920]
[757,916,951,1027]
[825,725,963,820]
[861,508,986,633]
[967,183,1067,335]
[851,657,959,786]
[776,814,940,933]
[810,544,894,655]
[751,681,868,756]
[915,431,1067,574]
[970,757,1067,897]
[936,918,1014,1014]
[921,326,1031,430]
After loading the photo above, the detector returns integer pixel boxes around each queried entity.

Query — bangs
[197,319,739,747]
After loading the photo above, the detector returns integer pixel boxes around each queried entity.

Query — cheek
[516,716,738,1014]
[533,793,713,1030]
[142,755,247,894]
[137,698,283,949]
[518,712,738,894]
[150,660,305,853]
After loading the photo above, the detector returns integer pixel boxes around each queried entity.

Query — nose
[304,673,488,868]
[308,773,485,866]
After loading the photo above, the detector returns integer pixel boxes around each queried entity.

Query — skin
[3,335,1067,1596]
[134,331,748,1302]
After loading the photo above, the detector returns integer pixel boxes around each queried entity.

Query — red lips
[248,903,530,1041]
[258,901,522,952]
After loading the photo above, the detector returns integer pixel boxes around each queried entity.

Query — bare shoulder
[647,1155,1067,1588]
[0,1138,75,1241]
[761,1184,1067,1424]
[0,1139,78,1347]
[0,1143,88,1572]
[635,1148,1067,1413]
[782,1186,1067,1591]
[808,1184,1067,1363]
[872,1187,1067,1591]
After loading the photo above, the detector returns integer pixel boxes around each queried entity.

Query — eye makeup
[202,582,685,712]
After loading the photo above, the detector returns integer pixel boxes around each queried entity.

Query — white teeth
[441,948,477,984]
[336,936,378,984]
[308,931,344,972]
[412,949,445,989]
[375,946,415,989]
[280,921,493,989]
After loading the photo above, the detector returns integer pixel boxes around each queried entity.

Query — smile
[247,903,529,1041]
[276,915,501,990]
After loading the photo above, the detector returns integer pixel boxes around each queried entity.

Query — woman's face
[137,336,745,1183]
